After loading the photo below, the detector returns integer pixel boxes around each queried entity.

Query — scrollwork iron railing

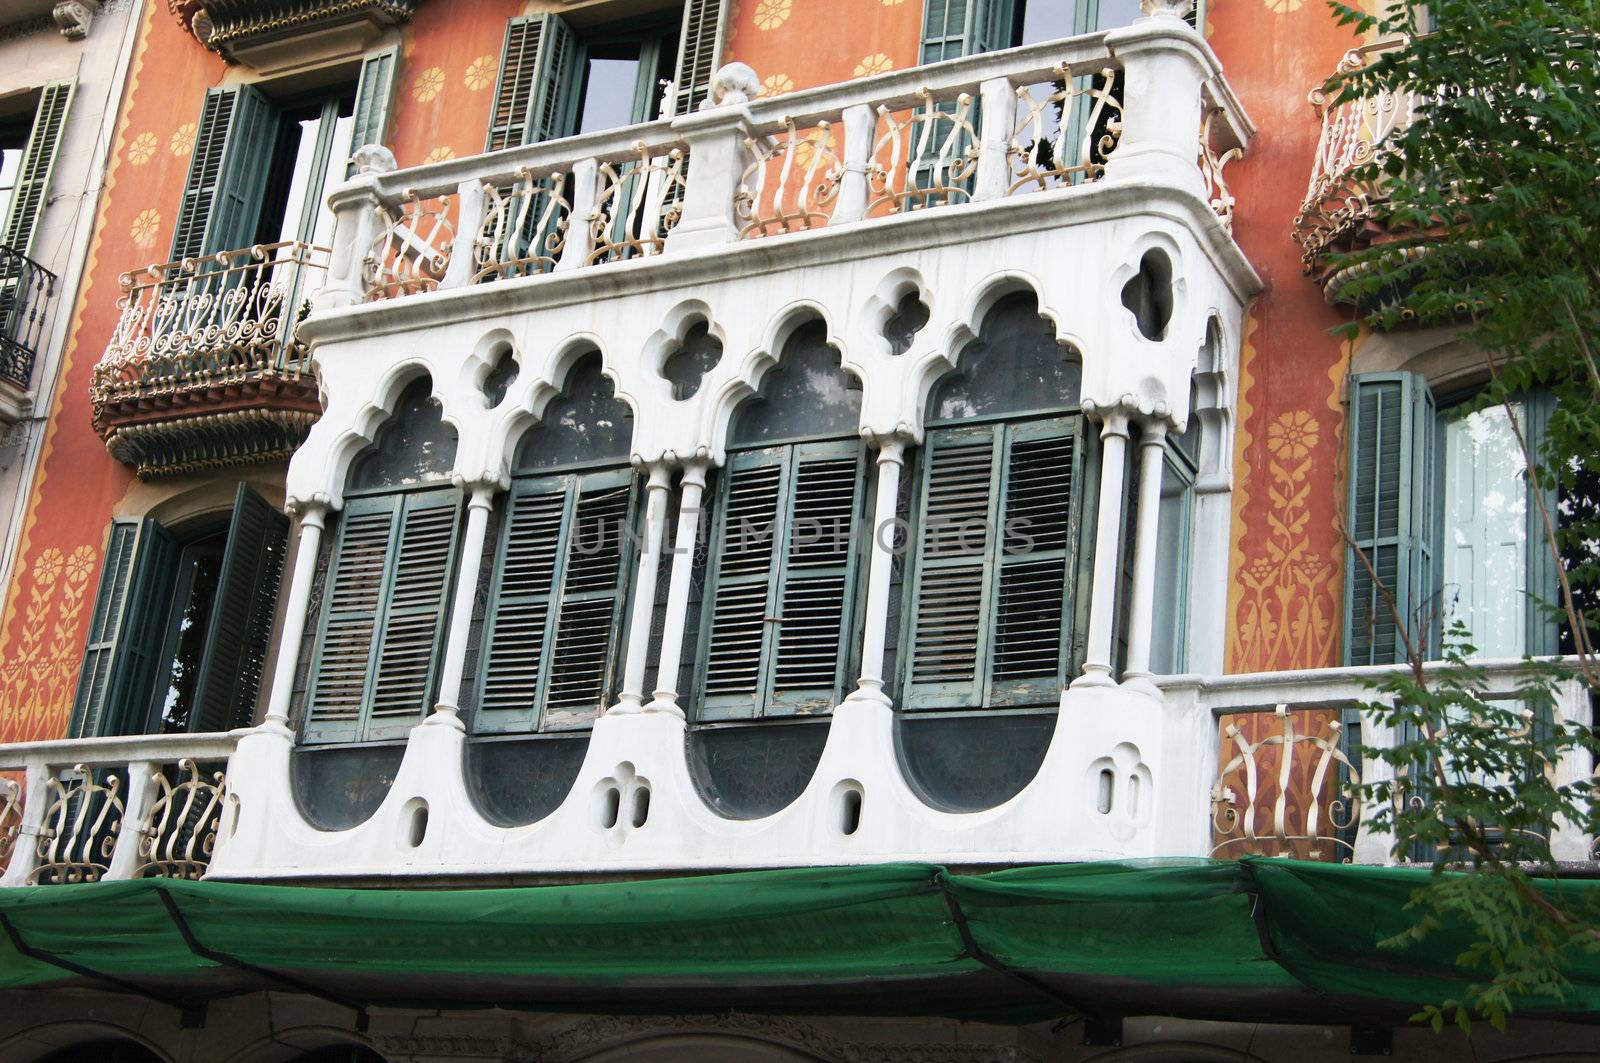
[92,241,327,403]
[0,242,57,393]
[737,117,844,238]
[30,765,126,885]
[1008,65,1123,193]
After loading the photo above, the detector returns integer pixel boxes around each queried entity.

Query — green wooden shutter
[348,46,400,171]
[169,85,276,262]
[699,450,784,719]
[770,442,867,714]
[476,467,637,734]
[306,487,461,743]
[903,416,1081,709]
[919,0,1013,63]
[673,0,728,115]
[1345,373,1434,666]
[102,521,183,737]
[189,484,290,734]
[69,522,140,739]
[305,498,397,743]
[486,14,578,152]
[1,80,73,258]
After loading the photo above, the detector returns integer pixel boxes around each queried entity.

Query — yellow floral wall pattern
[0,545,97,743]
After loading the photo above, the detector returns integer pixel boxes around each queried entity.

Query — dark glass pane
[662,322,723,400]
[482,348,519,407]
[514,352,633,470]
[157,541,226,734]
[291,744,405,831]
[729,319,862,445]
[896,711,1054,812]
[929,291,1081,423]
[688,720,829,819]
[884,292,930,356]
[347,377,459,489]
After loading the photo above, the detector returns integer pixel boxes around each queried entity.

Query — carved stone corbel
[52,0,100,39]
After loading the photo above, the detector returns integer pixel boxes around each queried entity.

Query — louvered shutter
[305,497,395,742]
[1,81,73,258]
[904,416,1081,709]
[348,46,400,173]
[1345,373,1434,666]
[476,468,637,733]
[486,14,579,152]
[698,441,866,720]
[103,521,183,736]
[69,522,140,739]
[919,0,1012,63]
[672,0,728,114]
[699,450,784,719]
[366,490,462,738]
[189,484,289,733]
[169,85,276,262]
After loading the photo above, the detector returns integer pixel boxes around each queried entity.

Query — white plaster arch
[457,326,520,411]
[855,265,933,361]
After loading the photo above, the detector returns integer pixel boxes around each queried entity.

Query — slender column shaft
[613,464,673,712]
[432,484,496,725]
[264,506,327,729]
[648,461,710,716]
[848,437,906,707]
[1073,410,1131,687]
[1122,420,1169,687]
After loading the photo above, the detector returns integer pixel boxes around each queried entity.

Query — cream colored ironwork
[136,758,226,881]
[737,117,844,238]
[867,89,980,214]
[1199,105,1242,232]
[1293,44,1420,272]
[0,777,19,867]
[29,765,125,885]
[1007,66,1122,193]
[474,167,572,283]
[1210,705,1362,861]
[589,143,689,264]
[365,190,457,299]
[93,242,326,402]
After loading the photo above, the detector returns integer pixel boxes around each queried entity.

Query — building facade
[0,0,1593,1060]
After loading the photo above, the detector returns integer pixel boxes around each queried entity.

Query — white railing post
[974,75,1017,202]
[106,760,156,880]
[610,462,674,714]
[646,458,711,717]
[262,502,329,734]
[430,481,499,728]
[843,432,910,709]
[557,158,599,272]
[1120,416,1169,694]
[1101,2,1209,198]
[0,763,48,887]
[665,64,761,253]
[1073,403,1131,688]
[832,103,878,225]
[440,179,487,289]
[314,150,395,311]
[1550,676,1593,863]
[1352,706,1398,865]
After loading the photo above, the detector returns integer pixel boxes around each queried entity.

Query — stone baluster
[664,63,761,253]
[314,146,395,311]
[974,75,1018,202]
[832,103,878,226]
[439,179,487,289]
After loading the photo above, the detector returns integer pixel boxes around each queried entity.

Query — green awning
[1,859,1597,1024]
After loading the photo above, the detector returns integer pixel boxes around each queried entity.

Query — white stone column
[844,433,909,709]
[611,463,673,714]
[262,503,329,734]
[106,760,156,880]
[429,481,498,729]
[439,179,487,289]
[313,151,393,311]
[1072,406,1131,688]
[1120,417,1169,695]
[973,76,1018,203]
[646,459,711,717]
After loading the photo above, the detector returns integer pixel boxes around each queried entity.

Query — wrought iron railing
[0,732,239,886]
[323,24,1249,305]
[92,241,327,404]
[0,242,57,393]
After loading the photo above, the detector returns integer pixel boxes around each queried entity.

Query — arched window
[301,377,462,744]
[900,291,1087,710]
[474,352,637,733]
[694,319,867,720]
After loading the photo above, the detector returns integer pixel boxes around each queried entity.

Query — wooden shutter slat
[673,0,727,115]
[349,47,399,170]
[69,522,139,739]
[368,498,460,728]
[305,505,395,737]
[542,474,634,726]
[990,426,1075,698]
[189,484,290,733]
[486,15,577,151]
[701,457,783,711]
[1,80,73,257]
[170,85,276,262]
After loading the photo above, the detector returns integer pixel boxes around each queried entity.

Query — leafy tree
[1321,0,1600,1031]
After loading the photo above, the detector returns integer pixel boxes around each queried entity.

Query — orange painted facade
[0,0,1367,748]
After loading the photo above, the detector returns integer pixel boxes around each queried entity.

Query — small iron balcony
[0,241,57,413]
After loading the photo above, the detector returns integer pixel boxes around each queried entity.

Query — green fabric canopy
[1,859,1597,1023]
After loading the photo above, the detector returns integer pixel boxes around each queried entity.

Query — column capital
[285,496,332,525]
[1136,415,1170,447]
[861,425,916,459]
[1082,396,1177,439]
[452,471,509,501]
[677,456,712,489]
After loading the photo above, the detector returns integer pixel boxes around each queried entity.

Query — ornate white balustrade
[1161,659,1596,867]
[0,732,238,887]
[315,20,1250,312]
[89,241,328,478]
